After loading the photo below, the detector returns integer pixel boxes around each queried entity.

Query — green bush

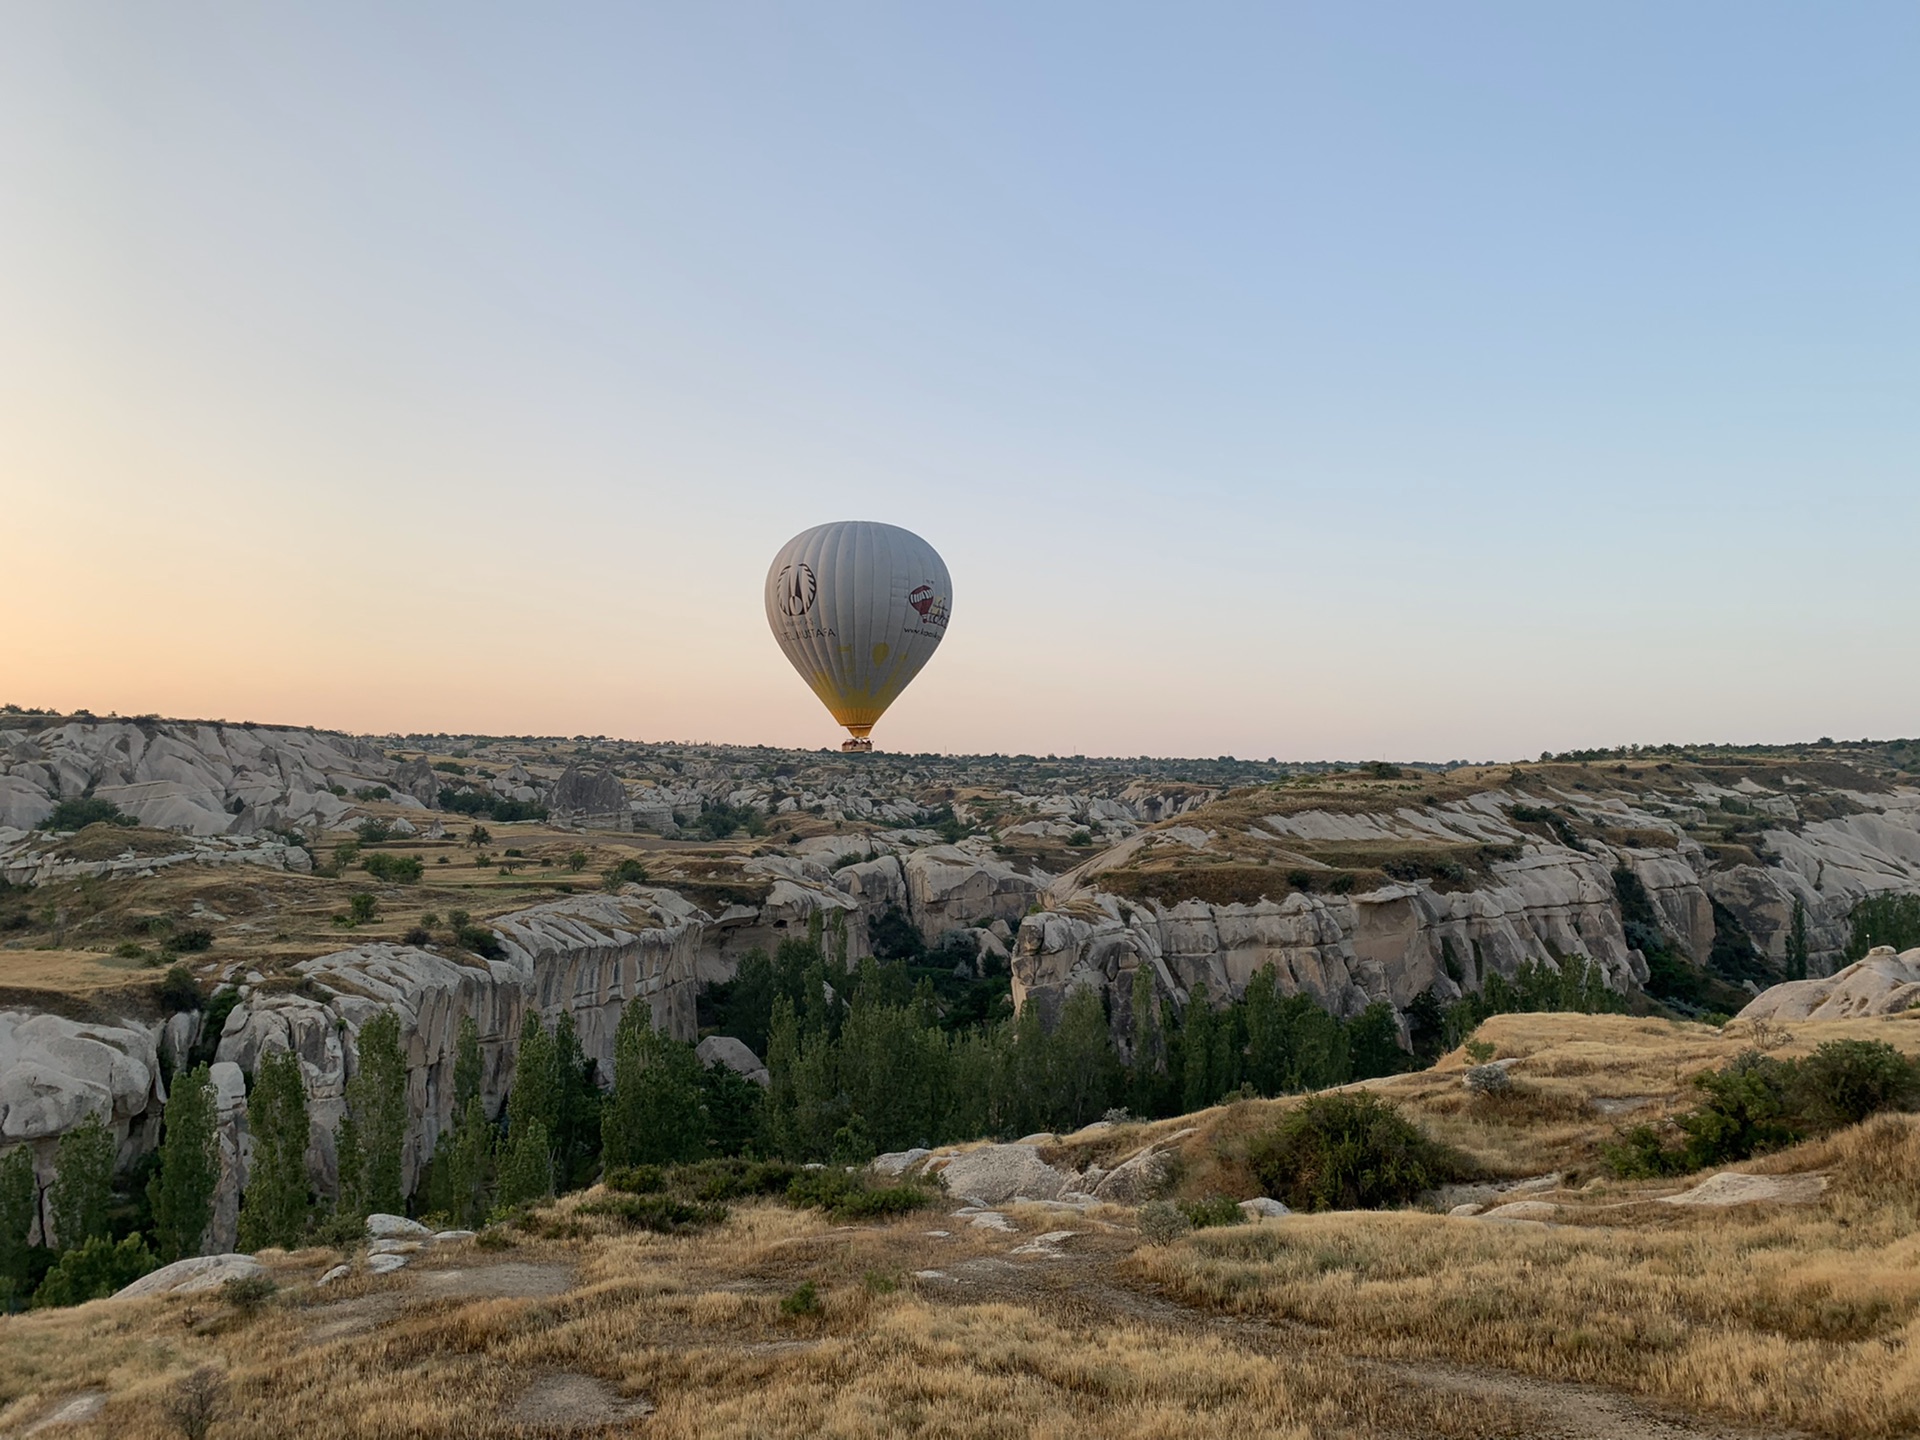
[222,1272,277,1315]
[357,818,394,844]
[1137,1199,1192,1245]
[453,923,504,960]
[40,798,135,831]
[32,1234,155,1308]
[346,894,378,926]
[603,858,648,890]
[785,1167,938,1221]
[363,853,423,884]
[1246,1092,1471,1212]
[157,964,202,1014]
[780,1280,821,1316]
[1603,1041,1920,1177]
[1180,1194,1247,1229]
[576,1193,727,1234]
[1796,1039,1920,1128]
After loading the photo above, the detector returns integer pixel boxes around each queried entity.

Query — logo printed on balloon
[907,584,949,629]
[776,563,817,618]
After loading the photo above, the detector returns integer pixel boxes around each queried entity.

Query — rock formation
[1736,946,1920,1022]
[545,764,630,831]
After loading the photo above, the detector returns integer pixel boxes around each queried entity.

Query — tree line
[1,909,1627,1309]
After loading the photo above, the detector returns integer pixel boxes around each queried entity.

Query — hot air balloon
[765,521,952,752]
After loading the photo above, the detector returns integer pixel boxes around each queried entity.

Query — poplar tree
[337,1010,408,1218]
[604,1005,706,1166]
[0,1145,36,1311]
[149,1064,219,1262]
[49,1111,115,1252]
[238,1048,311,1250]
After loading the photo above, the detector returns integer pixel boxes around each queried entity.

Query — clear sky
[3,5,1915,760]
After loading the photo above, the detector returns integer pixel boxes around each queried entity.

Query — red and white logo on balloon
[907,584,949,629]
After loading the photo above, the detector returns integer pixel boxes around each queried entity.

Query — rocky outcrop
[696,1035,769,1086]
[112,1253,264,1299]
[1015,845,1648,1046]
[546,765,630,831]
[904,846,1047,934]
[213,890,703,1197]
[1737,947,1920,1022]
[1021,779,1920,1042]
[0,719,398,838]
[0,1011,166,1245]
[0,826,311,887]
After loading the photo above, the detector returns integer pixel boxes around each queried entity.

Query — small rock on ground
[967,1211,1016,1232]
[1660,1172,1826,1207]
[367,1253,411,1275]
[366,1213,431,1239]
[1238,1197,1290,1218]
[317,1263,352,1286]
[24,1392,105,1434]
[1479,1200,1558,1222]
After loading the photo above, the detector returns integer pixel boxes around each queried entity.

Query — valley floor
[6,1009,1919,1439]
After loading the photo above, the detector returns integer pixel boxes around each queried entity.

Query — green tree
[1048,988,1118,1131]
[337,1011,408,1218]
[49,1111,115,1252]
[550,1011,602,1188]
[31,1234,155,1308]
[149,1064,220,1262]
[1345,1002,1408,1081]
[238,1049,311,1251]
[1787,901,1810,982]
[494,1118,553,1209]
[0,1145,37,1312]
[604,1005,707,1166]
[1181,984,1218,1112]
[439,1098,495,1227]
[1126,965,1167,1117]
[508,1010,559,1155]
[453,1013,483,1113]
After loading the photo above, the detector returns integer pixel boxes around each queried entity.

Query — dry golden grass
[1127,1114,1920,1437]
[0,1200,1547,1440]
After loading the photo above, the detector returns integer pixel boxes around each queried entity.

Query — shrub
[1180,1194,1246,1229]
[167,926,214,954]
[785,1168,938,1221]
[1246,1092,1471,1212]
[40,797,135,831]
[357,818,394,845]
[346,894,378,926]
[158,965,203,1013]
[1796,1039,1919,1129]
[31,1234,155,1307]
[577,1193,727,1233]
[780,1280,821,1316]
[353,786,391,802]
[363,853,423,884]
[1603,1041,1920,1177]
[603,858,648,890]
[402,925,431,947]
[1137,1200,1192,1245]
[222,1272,277,1315]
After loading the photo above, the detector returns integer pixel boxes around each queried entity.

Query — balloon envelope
[765,521,952,747]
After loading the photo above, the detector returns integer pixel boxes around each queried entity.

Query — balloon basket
[840,738,874,753]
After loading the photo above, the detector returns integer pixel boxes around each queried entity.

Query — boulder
[871,1148,930,1178]
[1238,1197,1290,1219]
[1738,948,1920,1022]
[547,765,630,831]
[930,1144,1069,1205]
[113,1253,263,1299]
[695,1035,769,1087]
[366,1212,431,1240]
[1091,1144,1177,1205]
